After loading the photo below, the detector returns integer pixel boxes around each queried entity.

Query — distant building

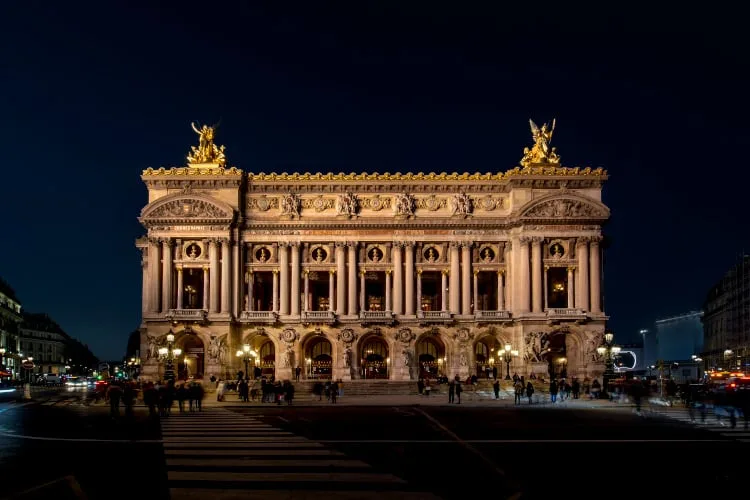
[653,311,704,363]
[702,256,750,371]
[0,278,23,379]
[19,313,69,375]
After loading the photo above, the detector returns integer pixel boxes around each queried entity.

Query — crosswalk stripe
[168,489,439,500]
[167,471,406,483]
[166,458,370,467]
[159,408,438,497]
[165,449,344,456]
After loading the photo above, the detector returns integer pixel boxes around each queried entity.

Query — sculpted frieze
[247,196,279,212]
[145,198,232,220]
[523,197,608,219]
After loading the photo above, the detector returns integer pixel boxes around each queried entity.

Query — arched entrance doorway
[475,336,500,379]
[416,336,445,379]
[542,332,567,380]
[306,337,332,380]
[259,340,275,378]
[178,335,205,380]
[361,337,388,379]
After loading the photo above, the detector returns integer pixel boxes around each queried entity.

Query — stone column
[209,239,219,313]
[328,269,335,311]
[404,243,415,315]
[202,266,209,310]
[543,265,549,311]
[336,243,346,315]
[347,243,358,315]
[279,244,290,315]
[148,239,161,313]
[576,238,590,311]
[221,240,231,314]
[497,270,504,311]
[392,243,403,314]
[461,243,471,315]
[590,237,602,314]
[473,270,479,313]
[567,266,575,309]
[176,267,184,309]
[503,242,512,312]
[385,270,392,312]
[290,243,301,316]
[272,269,279,312]
[416,268,423,313]
[232,241,240,317]
[449,243,460,314]
[518,237,531,313]
[441,269,448,311]
[247,271,254,311]
[141,247,149,313]
[531,238,543,313]
[303,269,310,312]
[161,239,173,312]
[359,269,366,311]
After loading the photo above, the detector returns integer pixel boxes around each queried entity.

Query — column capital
[576,237,590,247]
[278,242,290,248]
[442,268,450,275]
[504,240,512,251]
[473,269,479,276]
[460,241,474,248]
[161,238,174,247]
[416,268,423,275]
[392,241,405,249]
[497,269,505,276]
[531,236,545,244]
[519,236,533,244]
[335,241,348,248]
[272,268,279,275]
[303,268,310,275]
[290,241,301,248]
[360,268,367,276]
[404,241,415,249]
[147,237,160,245]
[449,241,461,249]
[567,266,576,271]
[202,266,209,272]
[544,265,550,271]
[247,269,254,275]
[386,269,393,275]
[589,235,603,245]
[347,241,359,248]
[176,266,183,272]
[329,268,336,275]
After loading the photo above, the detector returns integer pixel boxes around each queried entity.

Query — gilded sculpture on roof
[187,121,227,167]
[520,119,560,167]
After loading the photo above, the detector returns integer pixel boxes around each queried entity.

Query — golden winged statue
[520,118,561,167]
[187,121,227,167]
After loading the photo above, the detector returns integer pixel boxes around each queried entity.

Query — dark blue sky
[1,2,747,359]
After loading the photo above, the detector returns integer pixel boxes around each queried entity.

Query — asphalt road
[1,391,746,500]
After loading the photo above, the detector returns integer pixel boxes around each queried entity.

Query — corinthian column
[161,238,173,312]
[328,269,335,311]
[449,243,460,314]
[209,239,219,313]
[335,243,346,315]
[232,241,240,317]
[590,237,602,314]
[531,238,543,313]
[202,266,209,310]
[385,270,392,312]
[347,243,357,315]
[497,270,504,311]
[441,269,448,311]
[220,240,231,314]
[567,266,575,309]
[392,243,403,314]
[503,242,512,311]
[404,243,415,315]
[517,237,531,313]
[290,243,301,316]
[416,268,423,313]
[303,269,310,312]
[272,269,279,312]
[359,269,366,311]
[279,244,290,315]
[473,269,479,313]
[247,271,254,311]
[576,238,590,311]
[176,267,184,309]
[141,247,149,314]
[148,238,160,312]
[461,243,471,315]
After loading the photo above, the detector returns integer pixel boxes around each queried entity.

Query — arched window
[260,341,275,362]
[362,339,388,360]
[310,339,332,360]
[416,340,438,359]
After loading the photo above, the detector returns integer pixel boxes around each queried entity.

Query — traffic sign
[22,360,34,370]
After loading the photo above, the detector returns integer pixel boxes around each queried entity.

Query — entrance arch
[178,335,205,380]
[475,335,501,379]
[305,337,333,380]
[258,340,276,378]
[416,336,445,379]
[541,331,568,380]
[360,336,389,379]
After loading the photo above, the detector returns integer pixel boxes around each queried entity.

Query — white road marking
[167,471,405,483]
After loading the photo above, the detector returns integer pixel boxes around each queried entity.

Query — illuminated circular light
[613,350,638,371]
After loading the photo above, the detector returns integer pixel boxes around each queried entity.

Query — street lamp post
[236,344,256,380]
[501,343,519,380]
[691,354,703,382]
[158,331,181,381]
[596,331,620,399]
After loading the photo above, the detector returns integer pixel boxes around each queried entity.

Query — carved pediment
[520,194,609,220]
[140,193,235,226]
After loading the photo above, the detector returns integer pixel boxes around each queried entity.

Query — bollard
[23,383,32,400]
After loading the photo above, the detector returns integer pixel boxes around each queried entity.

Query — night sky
[2,2,748,360]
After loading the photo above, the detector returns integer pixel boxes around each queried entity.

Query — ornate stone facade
[137,122,610,382]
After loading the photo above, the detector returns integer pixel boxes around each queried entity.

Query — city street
[1,389,747,499]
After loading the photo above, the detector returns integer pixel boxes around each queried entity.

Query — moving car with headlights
[65,376,87,388]
[0,382,18,401]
